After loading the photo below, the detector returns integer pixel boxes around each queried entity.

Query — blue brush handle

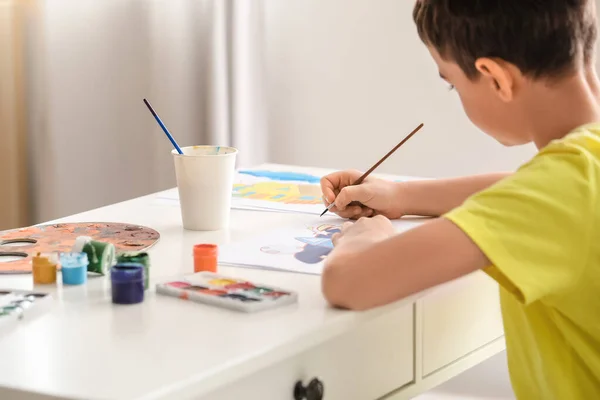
[153,114,183,154]
[143,99,183,154]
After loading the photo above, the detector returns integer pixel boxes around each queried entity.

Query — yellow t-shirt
[445,123,600,399]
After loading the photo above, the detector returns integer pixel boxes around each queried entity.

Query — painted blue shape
[295,237,334,249]
[238,170,320,184]
[271,194,285,199]
[299,196,317,200]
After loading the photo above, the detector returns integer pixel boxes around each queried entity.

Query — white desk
[0,165,506,400]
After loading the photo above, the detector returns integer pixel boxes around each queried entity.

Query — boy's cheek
[458,91,518,143]
[458,94,490,131]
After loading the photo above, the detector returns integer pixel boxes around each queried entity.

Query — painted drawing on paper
[260,224,340,264]
[237,170,321,183]
[233,182,323,205]
[218,217,425,275]
[156,168,328,214]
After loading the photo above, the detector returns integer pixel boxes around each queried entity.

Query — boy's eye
[448,84,455,91]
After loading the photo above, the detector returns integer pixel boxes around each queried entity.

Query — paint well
[0,253,27,263]
[167,282,191,288]
[208,279,238,286]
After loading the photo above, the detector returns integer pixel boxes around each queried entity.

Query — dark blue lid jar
[111,263,144,305]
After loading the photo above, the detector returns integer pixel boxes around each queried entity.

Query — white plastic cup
[172,146,238,231]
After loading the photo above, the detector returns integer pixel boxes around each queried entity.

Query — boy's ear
[475,57,519,102]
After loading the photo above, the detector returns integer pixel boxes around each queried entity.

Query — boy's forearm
[398,172,511,217]
[322,218,490,311]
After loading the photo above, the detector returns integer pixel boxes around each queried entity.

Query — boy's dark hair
[413,0,598,79]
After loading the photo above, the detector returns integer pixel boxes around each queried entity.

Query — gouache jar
[60,252,89,285]
[72,236,115,275]
[193,244,218,273]
[32,253,57,284]
[111,263,144,305]
[116,252,150,290]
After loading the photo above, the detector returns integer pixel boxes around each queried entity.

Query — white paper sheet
[218,216,427,275]
[155,169,327,214]
[155,167,425,215]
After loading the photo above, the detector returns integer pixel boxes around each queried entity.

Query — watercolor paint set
[156,272,298,312]
[0,290,52,334]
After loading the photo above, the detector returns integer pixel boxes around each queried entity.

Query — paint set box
[0,290,52,335]
[156,272,298,313]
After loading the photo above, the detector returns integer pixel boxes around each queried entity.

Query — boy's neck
[528,65,600,149]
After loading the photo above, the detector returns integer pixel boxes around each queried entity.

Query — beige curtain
[22,0,268,224]
[0,0,29,230]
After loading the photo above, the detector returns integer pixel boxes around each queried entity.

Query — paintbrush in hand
[320,122,424,217]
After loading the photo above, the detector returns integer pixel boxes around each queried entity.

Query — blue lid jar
[60,252,88,285]
[111,263,144,305]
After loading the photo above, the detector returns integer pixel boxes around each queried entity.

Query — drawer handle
[294,378,324,400]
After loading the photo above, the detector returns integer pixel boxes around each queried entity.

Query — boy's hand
[321,170,404,220]
[331,215,396,251]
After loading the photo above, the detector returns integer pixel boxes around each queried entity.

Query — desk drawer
[202,305,414,400]
[421,271,503,376]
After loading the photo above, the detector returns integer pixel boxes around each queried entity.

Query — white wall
[263,0,536,177]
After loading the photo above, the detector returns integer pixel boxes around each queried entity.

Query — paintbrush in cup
[320,122,424,217]
[143,98,184,154]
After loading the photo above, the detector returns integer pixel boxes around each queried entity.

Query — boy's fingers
[349,208,374,220]
[334,206,362,219]
[335,186,371,211]
[322,189,336,205]
[331,232,342,246]
[320,178,338,204]
[320,170,365,204]
[341,221,354,231]
[321,170,363,188]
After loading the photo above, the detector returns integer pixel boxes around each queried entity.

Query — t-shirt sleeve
[444,148,595,305]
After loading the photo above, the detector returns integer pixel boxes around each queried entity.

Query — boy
[320,0,600,398]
